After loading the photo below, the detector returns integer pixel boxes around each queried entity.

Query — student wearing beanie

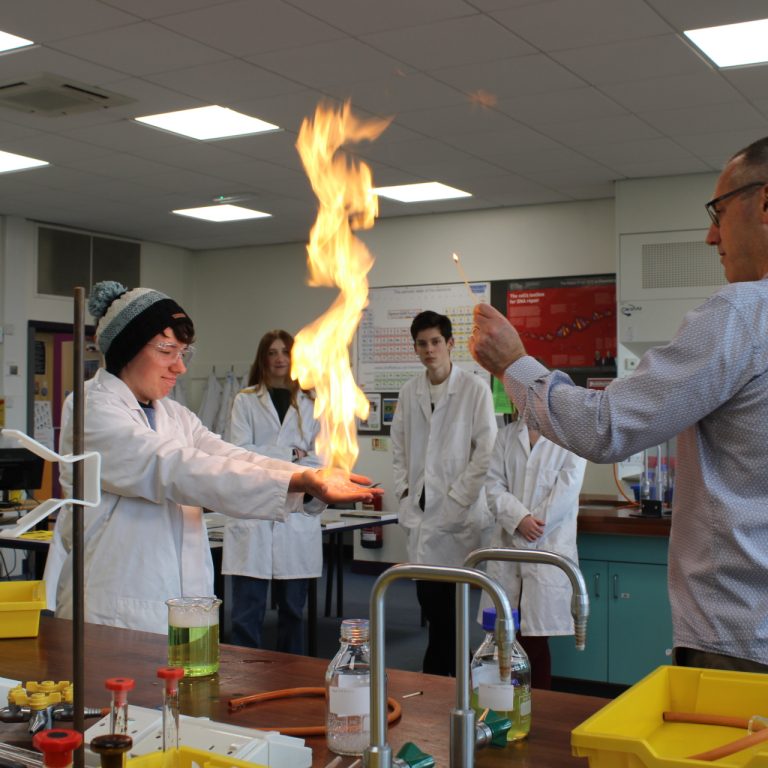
[45,281,380,634]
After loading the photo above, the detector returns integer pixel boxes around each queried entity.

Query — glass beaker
[166,597,222,677]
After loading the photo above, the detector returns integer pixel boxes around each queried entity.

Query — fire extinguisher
[360,492,384,549]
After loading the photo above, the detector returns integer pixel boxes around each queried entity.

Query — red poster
[506,277,616,370]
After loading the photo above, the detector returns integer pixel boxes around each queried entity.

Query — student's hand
[469,303,527,378]
[517,514,545,542]
[292,468,384,505]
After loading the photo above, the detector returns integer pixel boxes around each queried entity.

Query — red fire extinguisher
[360,492,384,549]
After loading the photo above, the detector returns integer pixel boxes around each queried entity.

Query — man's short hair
[731,136,768,177]
[410,310,453,342]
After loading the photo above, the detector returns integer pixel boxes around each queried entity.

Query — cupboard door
[551,560,608,682]
[607,562,673,685]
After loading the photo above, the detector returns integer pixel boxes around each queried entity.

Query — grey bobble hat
[88,280,191,375]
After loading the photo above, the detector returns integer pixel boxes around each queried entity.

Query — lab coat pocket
[398,495,422,530]
[438,495,469,534]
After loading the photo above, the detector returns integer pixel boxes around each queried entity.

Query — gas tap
[363,563,515,768]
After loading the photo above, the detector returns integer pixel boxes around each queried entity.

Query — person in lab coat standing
[45,281,380,635]
[224,329,322,653]
[391,310,497,676]
[480,413,586,688]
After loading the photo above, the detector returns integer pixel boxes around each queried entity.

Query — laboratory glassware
[157,666,185,751]
[166,596,222,677]
[470,608,531,742]
[105,678,134,735]
[326,618,371,756]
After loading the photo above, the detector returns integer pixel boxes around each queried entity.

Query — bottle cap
[105,677,135,692]
[481,607,496,631]
[33,729,83,768]
[340,618,369,642]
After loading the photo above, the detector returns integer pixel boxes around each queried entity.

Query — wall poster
[354,281,491,434]
[492,274,617,387]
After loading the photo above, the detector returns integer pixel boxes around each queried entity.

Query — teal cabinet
[550,534,673,685]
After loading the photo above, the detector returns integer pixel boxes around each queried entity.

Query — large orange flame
[292,102,391,474]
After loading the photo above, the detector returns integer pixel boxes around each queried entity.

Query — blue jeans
[230,575,309,654]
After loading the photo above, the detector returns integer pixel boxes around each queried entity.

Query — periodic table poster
[354,281,491,433]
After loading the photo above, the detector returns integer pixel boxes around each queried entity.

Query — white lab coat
[45,368,313,634]
[480,420,587,636]
[391,365,497,566]
[222,386,323,579]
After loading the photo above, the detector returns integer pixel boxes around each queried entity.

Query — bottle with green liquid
[470,607,531,742]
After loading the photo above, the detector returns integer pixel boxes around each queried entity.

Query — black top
[268,387,291,424]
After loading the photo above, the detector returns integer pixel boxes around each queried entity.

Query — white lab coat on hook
[223,385,324,579]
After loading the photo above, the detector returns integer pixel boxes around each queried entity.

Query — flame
[292,101,391,474]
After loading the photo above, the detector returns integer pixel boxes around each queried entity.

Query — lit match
[452,252,478,304]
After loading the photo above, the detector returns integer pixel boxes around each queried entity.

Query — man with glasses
[46,280,380,634]
[469,136,768,673]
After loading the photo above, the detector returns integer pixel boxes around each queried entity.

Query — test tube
[104,677,135,735]
[32,729,83,768]
[156,666,185,751]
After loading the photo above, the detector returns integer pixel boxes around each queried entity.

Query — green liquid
[168,623,219,677]
[471,687,531,742]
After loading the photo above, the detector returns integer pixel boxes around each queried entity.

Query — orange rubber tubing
[227,686,402,737]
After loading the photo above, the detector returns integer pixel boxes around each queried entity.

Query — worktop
[0,616,608,768]
[578,496,671,537]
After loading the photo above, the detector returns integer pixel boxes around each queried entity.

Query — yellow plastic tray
[0,580,46,638]
[572,666,768,768]
[128,747,267,768]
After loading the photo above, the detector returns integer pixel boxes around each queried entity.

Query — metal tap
[363,563,514,768]
[462,547,589,650]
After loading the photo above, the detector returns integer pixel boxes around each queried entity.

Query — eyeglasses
[705,181,765,227]
[149,341,195,365]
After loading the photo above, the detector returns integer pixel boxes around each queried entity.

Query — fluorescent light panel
[684,17,768,67]
[375,182,472,202]
[0,149,48,173]
[0,30,34,53]
[135,105,280,140]
[172,204,271,222]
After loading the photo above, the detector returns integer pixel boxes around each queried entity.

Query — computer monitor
[0,448,44,506]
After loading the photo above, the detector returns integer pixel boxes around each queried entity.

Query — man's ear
[447,337,455,351]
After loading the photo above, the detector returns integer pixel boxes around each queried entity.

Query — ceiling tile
[640,102,768,135]
[491,0,671,51]
[433,54,585,99]
[496,87,627,126]
[551,35,705,86]
[642,0,768,30]
[247,39,413,89]
[362,15,536,70]
[51,22,229,76]
[156,0,344,56]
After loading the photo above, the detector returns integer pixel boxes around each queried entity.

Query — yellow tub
[0,580,46,638]
[572,666,768,768]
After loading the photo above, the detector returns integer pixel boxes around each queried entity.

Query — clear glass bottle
[470,607,532,742]
[325,618,371,756]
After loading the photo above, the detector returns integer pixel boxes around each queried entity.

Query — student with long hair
[223,329,322,653]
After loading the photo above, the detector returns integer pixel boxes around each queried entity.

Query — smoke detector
[0,73,135,115]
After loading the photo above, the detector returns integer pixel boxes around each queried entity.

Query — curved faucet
[363,563,514,768]
[462,547,589,649]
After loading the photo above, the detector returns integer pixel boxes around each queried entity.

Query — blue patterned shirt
[502,277,768,665]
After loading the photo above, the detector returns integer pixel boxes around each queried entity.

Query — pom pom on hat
[88,281,128,321]
[89,280,191,375]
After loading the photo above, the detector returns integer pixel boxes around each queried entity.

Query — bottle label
[478,683,515,711]
[519,694,531,716]
[329,685,370,716]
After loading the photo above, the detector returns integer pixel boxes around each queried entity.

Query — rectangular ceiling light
[0,149,48,173]
[136,105,280,140]
[375,181,472,202]
[0,30,34,53]
[684,18,768,68]
[172,204,271,222]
